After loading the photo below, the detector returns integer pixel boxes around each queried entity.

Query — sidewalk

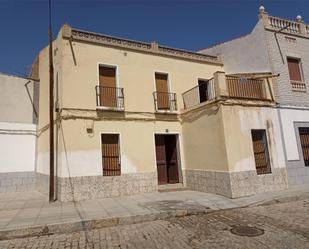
[0,184,308,240]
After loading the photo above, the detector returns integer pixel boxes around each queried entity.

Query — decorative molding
[62,25,222,65]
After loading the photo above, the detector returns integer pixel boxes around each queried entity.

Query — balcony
[226,76,268,100]
[182,72,273,110]
[153,92,177,112]
[95,86,124,110]
[182,78,216,109]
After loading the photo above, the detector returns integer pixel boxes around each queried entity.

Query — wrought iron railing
[153,92,177,112]
[95,86,124,109]
[226,76,268,100]
[182,78,215,109]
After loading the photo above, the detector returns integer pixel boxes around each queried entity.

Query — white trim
[152,132,183,184]
[96,63,122,109]
[99,132,122,176]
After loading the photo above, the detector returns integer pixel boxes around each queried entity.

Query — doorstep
[158,183,188,192]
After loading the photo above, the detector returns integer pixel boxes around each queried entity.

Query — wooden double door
[155,134,179,185]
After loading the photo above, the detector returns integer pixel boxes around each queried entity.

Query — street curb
[0,208,209,241]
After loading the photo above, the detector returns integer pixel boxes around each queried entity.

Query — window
[98,66,117,107]
[251,130,271,174]
[155,73,170,110]
[287,57,302,82]
[298,127,309,166]
[101,134,121,176]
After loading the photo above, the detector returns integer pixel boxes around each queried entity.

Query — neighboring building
[0,73,38,192]
[32,24,287,201]
[201,6,309,186]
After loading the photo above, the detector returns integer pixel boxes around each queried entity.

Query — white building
[201,6,309,186]
[0,73,38,192]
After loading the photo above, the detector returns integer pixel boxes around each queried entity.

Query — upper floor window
[96,65,124,109]
[287,57,303,81]
[153,73,177,112]
[287,58,306,91]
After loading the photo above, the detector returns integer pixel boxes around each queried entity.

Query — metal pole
[48,0,55,202]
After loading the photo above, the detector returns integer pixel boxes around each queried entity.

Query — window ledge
[96,106,124,111]
[155,110,178,114]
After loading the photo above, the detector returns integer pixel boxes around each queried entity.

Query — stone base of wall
[183,170,232,197]
[287,162,309,186]
[184,168,288,198]
[229,168,288,198]
[36,172,49,195]
[56,172,158,202]
[0,172,35,193]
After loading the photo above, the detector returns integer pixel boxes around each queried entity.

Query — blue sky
[1,0,308,77]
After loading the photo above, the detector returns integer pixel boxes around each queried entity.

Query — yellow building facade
[33,25,288,201]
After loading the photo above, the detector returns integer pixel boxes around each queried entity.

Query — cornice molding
[62,25,223,66]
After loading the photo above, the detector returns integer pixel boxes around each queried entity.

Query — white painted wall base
[0,122,36,173]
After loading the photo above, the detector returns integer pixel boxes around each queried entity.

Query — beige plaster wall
[221,105,286,172]
[0,73,37,124]
[56,118,184,177]
[182,104,229,172]
[60,38,223,112]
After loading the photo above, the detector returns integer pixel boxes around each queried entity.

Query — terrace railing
[182,78,215,109]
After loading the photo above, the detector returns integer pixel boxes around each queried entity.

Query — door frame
[198,78,209,103]
[153,132,183,184]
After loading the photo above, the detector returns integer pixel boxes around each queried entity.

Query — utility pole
[48,0,55,202]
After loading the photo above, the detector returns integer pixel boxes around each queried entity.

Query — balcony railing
[182,78,215,109]
[268,15,300,33]
[291,80,306,92]
[226,76,268,100]
[96,86,124,110]
[182,73,273,110]
[153,92,177,112]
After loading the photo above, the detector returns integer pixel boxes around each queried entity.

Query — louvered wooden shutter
[155,73,169,110]
[251,130,271,174]
[99,66,117,107]
[287,58,302,81]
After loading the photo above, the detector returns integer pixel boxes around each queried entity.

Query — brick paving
[0,197,308,248]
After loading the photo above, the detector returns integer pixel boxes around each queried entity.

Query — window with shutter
[251,130,271,175]
[155,73,170,110]
[98,66,117,107]
[101,134,121,176]
[287,58,302,81]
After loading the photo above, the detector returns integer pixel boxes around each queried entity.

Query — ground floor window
[298,127,309,166]
[101,134,121,176]
[251,130,271,174]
